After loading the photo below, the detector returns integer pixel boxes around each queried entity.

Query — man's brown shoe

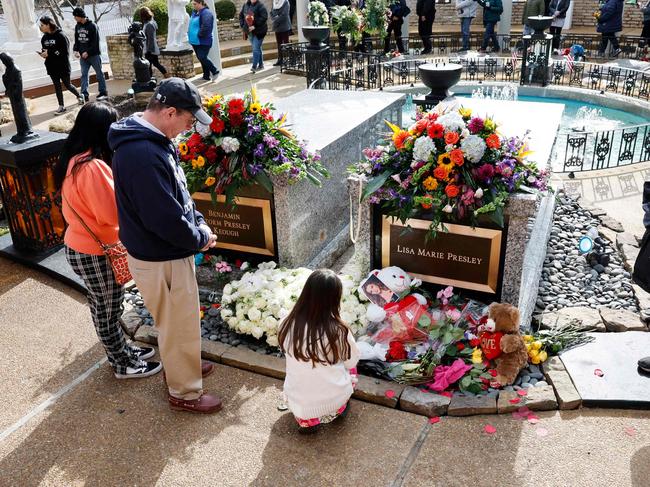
[163,361,215,383]
[168,393,223,414]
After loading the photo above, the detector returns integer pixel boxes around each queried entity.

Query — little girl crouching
[278,269,360,433]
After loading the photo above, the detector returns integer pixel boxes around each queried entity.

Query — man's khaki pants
[128,254,202,400]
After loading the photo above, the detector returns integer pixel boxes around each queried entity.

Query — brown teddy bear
[479,303,529,386]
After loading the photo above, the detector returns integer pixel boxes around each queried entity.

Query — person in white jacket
[278,269,360,433]
[456,0,478,51]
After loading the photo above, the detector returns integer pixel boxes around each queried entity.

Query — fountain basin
[527,16,554,37]
[415,63,463,106]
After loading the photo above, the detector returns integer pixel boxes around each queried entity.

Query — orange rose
[444,132,460,145]
[445,184,460,198]
[433,166,449,180]
[486,133,501,149]
[450,149,464,166]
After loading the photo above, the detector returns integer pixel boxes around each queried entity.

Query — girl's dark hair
[55,102,119,189]
[278,269,351,366]
[39,15,59,31]
[139,7,153,22]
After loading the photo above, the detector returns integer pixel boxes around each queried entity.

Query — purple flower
[273,148,288,164]
[249,162,263,175]
[263,133,279,148]
[289,166,301,179]
[368,194,380,204]
[254,143,266,158]
[467,117,484,134]
[475,163,495,183]
[247,124,261,137]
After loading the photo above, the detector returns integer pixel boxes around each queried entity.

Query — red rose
[457,343,465,351]
[235,259,242,267]
[427,123,444,139]
[488,369,497,377]
[445,184,460,198]
[469,338,480,347]
[212,303,221,309]
[450,149,464,166]
[481,383,489,390]
[386,341,408,361]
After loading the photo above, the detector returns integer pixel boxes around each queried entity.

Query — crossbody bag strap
[62,193,107,250]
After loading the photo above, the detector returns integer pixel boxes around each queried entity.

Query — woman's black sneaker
[114,361,163,379]
[131,346,155,360]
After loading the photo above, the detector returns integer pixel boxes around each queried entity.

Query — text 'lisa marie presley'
[395,245,483,265]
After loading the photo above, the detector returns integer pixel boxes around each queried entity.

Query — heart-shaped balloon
[480,331,504,360]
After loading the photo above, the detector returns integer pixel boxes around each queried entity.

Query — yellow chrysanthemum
[249,102,262,114]
[484,118,496,132]
[471,347,483,364]
[205,176,216,186]
[179,142,188,156]
[422,176,438,191]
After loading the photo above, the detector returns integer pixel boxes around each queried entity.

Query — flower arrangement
[331,6,364,44]
[177,89,328,204]
[362,0,389,37]
[349,107,549,236]
[308,1,330,26]
[195,252,250,284]
[220,262,368,346]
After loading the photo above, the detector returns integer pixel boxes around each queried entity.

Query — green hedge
[215,0,237,21]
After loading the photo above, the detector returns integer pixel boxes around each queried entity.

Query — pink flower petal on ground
[511,411,525,420]
[527,416,540,424]
[594,368,604,377]
[429,416,441,424]
[509,397,521,404]
[536,427,549,437]
[517,389,528,396]
[440,391,453,398]
[624,427,637,437]
[518,406,531,415]
[385,390,396,399]
[484,424,497,434]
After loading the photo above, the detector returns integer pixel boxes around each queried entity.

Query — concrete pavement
[1,255,650,487]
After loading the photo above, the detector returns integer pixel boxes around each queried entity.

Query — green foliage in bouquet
[362,0,389,37]
[331,6,363,44]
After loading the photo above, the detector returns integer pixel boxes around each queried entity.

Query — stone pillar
[498,0,513,36]
[297,0,308,43]
[160,50,196,78]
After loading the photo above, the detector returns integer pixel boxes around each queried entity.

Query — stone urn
[415,62,463,106]
[527,16,554,37]
[302,26,330,50]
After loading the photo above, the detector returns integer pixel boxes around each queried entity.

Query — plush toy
[478,302,529,386]
[357,341,389,361]
[359,266,427,323]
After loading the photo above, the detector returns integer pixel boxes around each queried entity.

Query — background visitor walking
[278,269,360,434]
[38,15,84,115]
[477,0,503,53]
[109,78,221,414]
[72,7,108,102]
[271,0,292,66]
[548,0,571,54]
[140,7,169,78]
[456,0,477,51]
[595,0,624,57]
[240,0,269,72]
[417,0,436,54]
[188,0,220,81]
[56,102,161,380]
[384,0,409,54]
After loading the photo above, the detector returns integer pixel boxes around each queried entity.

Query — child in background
[278,269,360,433]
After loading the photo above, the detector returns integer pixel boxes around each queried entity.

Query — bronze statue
[0,52,38,144]
[128,22,156,92]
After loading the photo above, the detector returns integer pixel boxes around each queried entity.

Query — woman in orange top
[55,102,162,379]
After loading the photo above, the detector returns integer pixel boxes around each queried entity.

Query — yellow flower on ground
[523,335,534,342]
[423,176,438,191]
[532,341,542,351]
[249,102,262,114]
[538,350,548,362]
[205,176,216,187]
[531,355,541,365]
[471,347,483,364]
[179,142,188,156]
[459,107,472,118]
[200,311,205,319]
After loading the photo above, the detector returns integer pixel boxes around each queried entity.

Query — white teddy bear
[358,266,427,323]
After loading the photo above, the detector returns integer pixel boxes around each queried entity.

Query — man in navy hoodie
[109,78,222,414]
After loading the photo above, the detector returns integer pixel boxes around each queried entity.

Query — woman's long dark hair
[278,269,351,366]
[55,102,119,189]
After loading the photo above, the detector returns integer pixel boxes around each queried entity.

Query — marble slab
[560,332,650,408]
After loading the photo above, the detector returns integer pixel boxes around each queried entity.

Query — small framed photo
[360,274,400,307]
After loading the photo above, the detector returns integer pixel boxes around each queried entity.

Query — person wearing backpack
[476,0,503,53]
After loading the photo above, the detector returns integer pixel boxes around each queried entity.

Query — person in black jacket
[72,7,108,102]
[417,0,436,54]
[548,0,571,53]
[384,0,409,54]
[38,16,84,116]
[240,0,269,72]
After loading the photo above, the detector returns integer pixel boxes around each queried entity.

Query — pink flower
[429,359,473,392]
[467,117,485,134]
[215,261,232,273]
[446,308,462,321]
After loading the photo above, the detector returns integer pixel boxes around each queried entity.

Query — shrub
[133,0,170,37]
[214,0,236,21]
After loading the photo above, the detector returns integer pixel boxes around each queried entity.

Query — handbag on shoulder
[63,195,133,286]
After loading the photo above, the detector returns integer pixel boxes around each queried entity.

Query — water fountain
[413,62,463,108]
[471,83,519,101]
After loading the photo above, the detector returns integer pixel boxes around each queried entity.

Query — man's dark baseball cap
[152,77,212,125]
[72,7,87,18]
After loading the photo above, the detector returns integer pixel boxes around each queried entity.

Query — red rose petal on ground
[512,411,525,420]
[429,416,441,424]
[518,406,531,415]
[440,391,453,397]
[385,390,396,399]
[517,389,528,396]
[536,427,549,437]
[509,397,521,404]
[594,368,604,377]
[484,424,497,434]
[624,427,637,437]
